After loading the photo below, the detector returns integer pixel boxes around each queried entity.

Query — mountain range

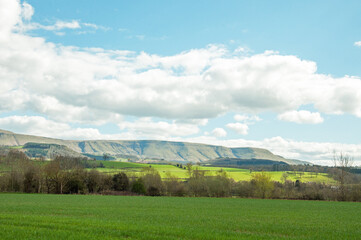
[0,129,308,165]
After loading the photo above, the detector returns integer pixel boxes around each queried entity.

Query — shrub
[112,172,129,191]
[131,178,146,195]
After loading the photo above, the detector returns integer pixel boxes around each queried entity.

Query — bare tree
[333,151,353,201]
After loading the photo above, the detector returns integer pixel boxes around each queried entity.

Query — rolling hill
[0,129,307,164]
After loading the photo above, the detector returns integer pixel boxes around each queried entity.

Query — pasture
[95,160,335,183]
[0,194,359,239]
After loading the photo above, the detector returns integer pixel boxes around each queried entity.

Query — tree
[333,151,353,201]
[141,167,164,196]
[281,172,289,183]
[43,160,61,194]
[186,163,193,177]
[131,178,146,195]
[85,169,101,193]
[187,167,208,197]
[63,168,86,194]
[103,153,110,161]
[251,172,274,199]
[112,172,129,191]
[164,172,186,196]
[207,170,232,197]
[23,164,40,193]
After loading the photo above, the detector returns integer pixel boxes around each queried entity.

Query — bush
[131,178,146,195]
[112,172,129,191]
[142,168,164,196]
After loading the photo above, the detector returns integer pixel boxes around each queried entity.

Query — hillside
[0,129,307,164]
[22,142,87,159]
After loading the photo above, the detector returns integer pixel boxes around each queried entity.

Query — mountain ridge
[0,129,308,165]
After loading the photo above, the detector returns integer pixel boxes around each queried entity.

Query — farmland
[0,194,359,239]
[94,160,336,183]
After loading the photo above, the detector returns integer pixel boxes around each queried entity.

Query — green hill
[0,129,308,164]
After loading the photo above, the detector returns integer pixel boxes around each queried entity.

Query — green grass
[9,146,24,149]
[0,194,359,239]
[95,161,336,183]
[97,160,149,168]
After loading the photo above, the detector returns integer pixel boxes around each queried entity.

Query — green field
[95,160,335,183]
[0,194,359,239]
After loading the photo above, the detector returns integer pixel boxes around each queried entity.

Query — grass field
[95,160,335,183]
[0,194,359,239]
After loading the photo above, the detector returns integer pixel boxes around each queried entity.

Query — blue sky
[0,0,361,165]
[28,0,361,76]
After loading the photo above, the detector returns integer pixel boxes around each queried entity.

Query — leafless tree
[333,151,353,201]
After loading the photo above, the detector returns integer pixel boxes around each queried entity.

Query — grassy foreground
[0,194,360,239]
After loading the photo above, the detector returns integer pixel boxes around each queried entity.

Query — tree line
[0,150,360,201]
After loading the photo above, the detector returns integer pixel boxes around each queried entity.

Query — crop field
[0,194,359,239]
[95,160,335,183]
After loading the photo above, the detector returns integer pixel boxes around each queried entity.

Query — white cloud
[211,128,227,137]
[0,115,120,140]
[21,2,34,21]
[354,41,361,47]
[181,135,361,166]
[13,2,107,34]
[230,114,260,134]
[1,1,361,124]
[278,110,324,124]
[21,20,81,32]
[226,122,249,135]
[175,119,208,126]
[234,114,261,123]
[0,0,361,166]
[83,22,110,31]
[51,20,80,30]
[0,0,21,40]
[118,118,200,139]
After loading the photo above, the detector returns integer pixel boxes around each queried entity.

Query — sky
[1,0,361,165]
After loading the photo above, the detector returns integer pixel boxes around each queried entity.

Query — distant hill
[0,129,309,164]
[22,142,86,159]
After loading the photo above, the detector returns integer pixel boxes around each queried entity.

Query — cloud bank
[1,1,361,123]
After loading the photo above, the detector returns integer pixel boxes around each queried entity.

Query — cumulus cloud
[278,110,324,124]
[1,0,361,165]
[1,0,361,125]
[211,128,227,137]
[0,115,120,140]
[354,41,361,47]
[118,118,200,139]
[226,123,249,135]
[0,0,21,39]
